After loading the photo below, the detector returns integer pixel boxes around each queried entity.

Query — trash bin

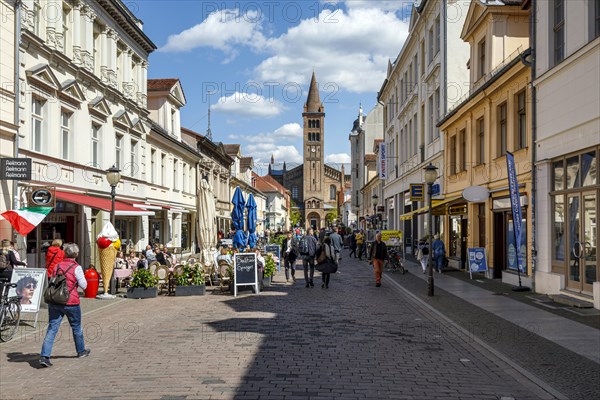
[84,266,99,298]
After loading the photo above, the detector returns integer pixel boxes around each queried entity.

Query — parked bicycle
[384,248,406,274]
[0,278,21,342]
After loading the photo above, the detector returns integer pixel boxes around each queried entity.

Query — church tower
[302,72,325,204]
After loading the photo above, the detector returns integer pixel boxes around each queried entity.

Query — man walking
[369,233,387,287]
[329,228,343,266]
[282,231,298,282]
[299,228,319,288]
[356,230,365,260]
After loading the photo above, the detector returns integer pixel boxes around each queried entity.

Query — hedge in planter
[174,263,205,296]
[127,269,159,299]
[262,254,276,287]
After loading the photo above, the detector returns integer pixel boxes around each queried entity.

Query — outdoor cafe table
[113,268,132,291]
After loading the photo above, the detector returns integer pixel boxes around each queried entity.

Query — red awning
[55,191,154,216]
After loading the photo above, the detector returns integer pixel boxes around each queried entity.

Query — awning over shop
[55,191,154,216]
[399,197,461,220]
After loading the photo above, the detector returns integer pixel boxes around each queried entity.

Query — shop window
[553,160,564,191]
[181,214,191,251]
[566,156,580,189]
[507,216,527,271]
[581,151,597,186]
[553,195,565,261]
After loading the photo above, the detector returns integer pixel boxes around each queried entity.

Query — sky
[135,0,414,175]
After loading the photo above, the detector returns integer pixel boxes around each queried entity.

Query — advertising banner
[379,142,387,179]
[506,152,524,272]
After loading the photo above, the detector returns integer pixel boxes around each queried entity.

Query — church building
[268,73,344,229]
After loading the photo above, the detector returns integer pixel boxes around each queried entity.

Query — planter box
[175,285,206,296]
[127,287,158,299]
[262,276,272,287]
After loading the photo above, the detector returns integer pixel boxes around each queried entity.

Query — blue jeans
[434,255,444,272]
[41,304,85,358]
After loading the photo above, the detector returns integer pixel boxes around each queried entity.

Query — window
[413,116,418,156]
[478,39,486,79]
[420,40,425,74]
[428,28,434,64]
[291,186,298,199]
[552,195,565,261]
[435,87,440,138]
[516,91,527,150]
[413,54,418,83]
[450,136,457,175]
[31,97,44,152]
[161,154,166,186]
[181,214,192,251]
[408,119,413,157]
[61,111,71,160]
[150,149,156,182]
[330,185,336,200]
[552,0,565,65]
[428,95,434,142]
[173,159,179,190]
[460,129,467,171]
[62,5,71,55]
[435,16,440,55]
[498,103,507,157]
[93,23,101,74]
[171,109,176,133]
[115,134,123,169]
[130,140,137,177]
[477,117,485,165]
[92,123,101,166]
[593,0,600,39]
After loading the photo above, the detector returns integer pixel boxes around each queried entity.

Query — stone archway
[306,212,321,230]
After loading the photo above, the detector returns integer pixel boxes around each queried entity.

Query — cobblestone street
[0,252,566,400]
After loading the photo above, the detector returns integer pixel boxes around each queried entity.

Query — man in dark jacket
[301,228,319,288]
[282,231,298,282]
[369,233,387,287]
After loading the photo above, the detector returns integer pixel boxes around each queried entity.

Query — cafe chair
[149,261,160,275]
[202,264,214,286]
[154,265,169,295]
[218,260,232,293]
[172,264,184,277]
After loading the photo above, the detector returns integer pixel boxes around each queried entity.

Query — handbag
[316,245,328,265]
[320,259,338,274]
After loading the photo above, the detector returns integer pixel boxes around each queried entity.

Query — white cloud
[325,153,351,164]
[255,7,409,93]
[212,92,284,117]
[273,123,303,139]
[245,143,303,169]
[159,9,265,62]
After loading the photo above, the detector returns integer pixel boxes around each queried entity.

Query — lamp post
[372,194,379,230]
[424,163,438,297]
[106,165,121,295]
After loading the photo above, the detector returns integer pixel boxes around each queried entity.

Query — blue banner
[506,152,524,272]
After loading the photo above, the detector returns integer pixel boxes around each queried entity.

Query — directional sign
[410,184,424,202]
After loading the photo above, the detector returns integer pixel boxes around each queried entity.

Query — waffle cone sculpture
[99,245,117,293]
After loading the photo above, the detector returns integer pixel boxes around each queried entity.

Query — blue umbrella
[231,187,247,249]
[246,193,257,249]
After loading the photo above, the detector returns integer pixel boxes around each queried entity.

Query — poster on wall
[8,268,46,313]
[507,219,527,272]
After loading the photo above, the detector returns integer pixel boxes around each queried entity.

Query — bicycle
[384,248,406,274]
[0,278,21,342]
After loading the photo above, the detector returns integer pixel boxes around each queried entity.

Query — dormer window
[478,39,486,79]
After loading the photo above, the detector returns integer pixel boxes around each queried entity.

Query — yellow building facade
[438,1,533,285]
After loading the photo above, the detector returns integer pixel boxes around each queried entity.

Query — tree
[289,200,302,227]
[325,211,338,226]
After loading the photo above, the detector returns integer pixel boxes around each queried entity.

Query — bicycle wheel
[0,300,21,342]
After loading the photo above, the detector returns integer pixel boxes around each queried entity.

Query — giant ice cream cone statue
[96,222,120,299]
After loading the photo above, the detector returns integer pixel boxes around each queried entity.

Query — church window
[330,185,336,200]
[291,185,298,199]
[316,133,320,141]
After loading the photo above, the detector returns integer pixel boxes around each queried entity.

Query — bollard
[84,266,99,298]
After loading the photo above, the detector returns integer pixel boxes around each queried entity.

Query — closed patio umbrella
[246,193,257,249]
[231,186,247,250]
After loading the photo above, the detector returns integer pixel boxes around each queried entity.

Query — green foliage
[270,233,285,247]
[175,263,205,286]
[131,268,159,289]
[289,200,302,227]
[263,254,276,278]
[325,211,338,225]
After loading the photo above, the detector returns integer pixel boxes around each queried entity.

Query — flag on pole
[1,207,52,236]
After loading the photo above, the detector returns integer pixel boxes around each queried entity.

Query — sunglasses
[24,284,36,289]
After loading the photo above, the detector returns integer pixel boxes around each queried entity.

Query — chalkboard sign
[264,245,281,272]
[233,253,259,296]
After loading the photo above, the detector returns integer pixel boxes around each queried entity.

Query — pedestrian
[299,228,319,288]
[318,228,327,244]
[0,241,14,283]
[329,228,343,265]
[349,231,357,258]
[319,236,338,289]
[45,239,64,278]
[282,231,298,282]
[432,233,446,274]
[9,241,21,262]
[356,230,365,260]
[416,239,429,274]
[369,233,387,287]
[39,243,91,367]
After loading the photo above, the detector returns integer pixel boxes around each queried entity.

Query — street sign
[0,158,32,180]
[432,183,440,196]
[410,184,424,202]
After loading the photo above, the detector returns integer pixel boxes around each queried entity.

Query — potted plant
[262,254,276,287]
[175,263,205,296]
[127,269,159,299]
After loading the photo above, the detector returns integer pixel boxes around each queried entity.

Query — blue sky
[135,1,413,175]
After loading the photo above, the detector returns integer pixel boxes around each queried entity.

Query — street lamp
[106,165,121,295]
[424,163,438,297]
[372,194,379,229]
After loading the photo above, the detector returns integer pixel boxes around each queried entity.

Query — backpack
[422,246,429,256]
[44,261,77,305]
[299,237,309,255]
[0,251,8,271]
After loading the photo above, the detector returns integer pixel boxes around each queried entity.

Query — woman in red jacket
[45,239,64,277]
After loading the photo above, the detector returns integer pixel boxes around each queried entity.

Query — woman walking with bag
[39,243,90,368]
[319,237,338,289]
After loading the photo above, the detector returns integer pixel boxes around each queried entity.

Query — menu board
[233,253,259,296]
[264,245,280,271]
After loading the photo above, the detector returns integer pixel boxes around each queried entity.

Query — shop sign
[449,205,467,215]
[381,230,402,246]
[378,142,387,179]
[27,187,56,208]
[0,158,32,180]
[410,184,424,202]
[468,247,488,279]
[44,214,67,223]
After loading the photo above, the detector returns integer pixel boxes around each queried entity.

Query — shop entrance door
[567,192,598,293]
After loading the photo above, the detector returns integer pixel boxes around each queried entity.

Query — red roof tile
[148,78,179,91]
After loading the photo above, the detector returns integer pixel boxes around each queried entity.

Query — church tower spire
[305,72,322,113]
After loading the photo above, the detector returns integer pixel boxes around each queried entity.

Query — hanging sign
[378,142,387,179]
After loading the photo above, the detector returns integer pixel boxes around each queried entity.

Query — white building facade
[379,0,471,255]
[534,0,600,306]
